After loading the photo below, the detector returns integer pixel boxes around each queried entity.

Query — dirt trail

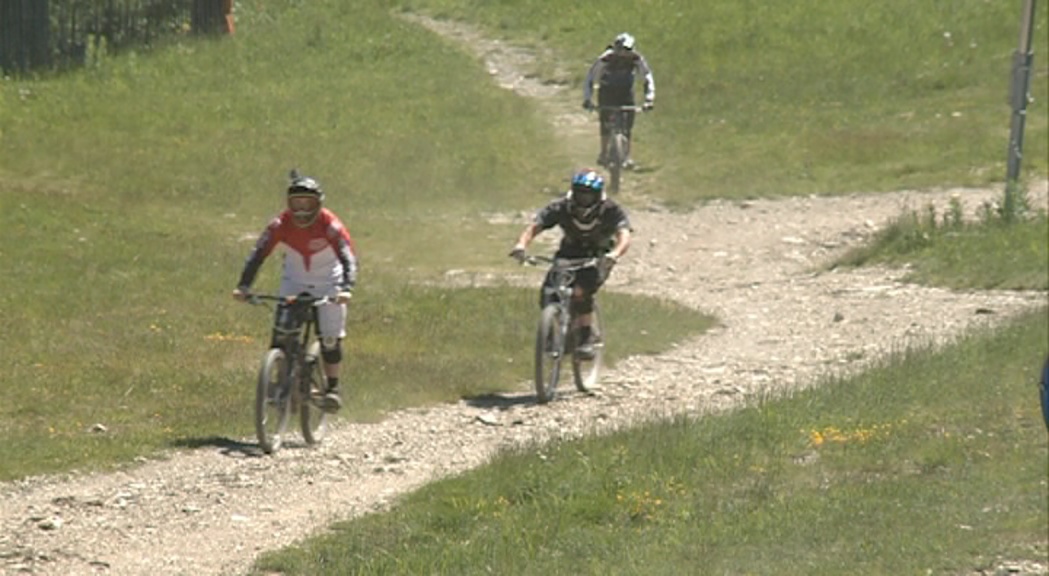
[2,15,1047,576]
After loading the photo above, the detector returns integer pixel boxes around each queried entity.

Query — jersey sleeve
[636,53,655,101]
[534,199,566,231]
[237,217,283,289]
[606,202,633,232]
[583,56,606,102]
[326,215,359,290]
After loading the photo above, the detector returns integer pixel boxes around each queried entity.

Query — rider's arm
[514,222,541,251]
[515,200,563,250]
[325,214,358,291]
[609,227,632,260]
[583,56,606,103]
[635,53,655,103]
[237,218,281,289]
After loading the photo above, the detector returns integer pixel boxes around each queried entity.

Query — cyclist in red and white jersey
[232,172,358,412]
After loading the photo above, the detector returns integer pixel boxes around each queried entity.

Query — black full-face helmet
[286,171,324,227]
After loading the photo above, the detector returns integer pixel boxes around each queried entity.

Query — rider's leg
[317,301,349,411]
[319,338,341,387]
[570,269,601,357]
[623,108,638,168]
[598,112,611,166]
[570,289,597,357]
[571,287,594,329]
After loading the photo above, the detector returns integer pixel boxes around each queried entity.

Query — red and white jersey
[238,208,358,291]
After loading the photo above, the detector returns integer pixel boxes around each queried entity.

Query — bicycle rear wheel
[535,304,565,404]
[300,341,328,445]
[571,303,603,393]
[256,347,292,454]
[608,134,627,193]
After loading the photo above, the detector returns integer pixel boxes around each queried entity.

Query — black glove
[509,246,527,264]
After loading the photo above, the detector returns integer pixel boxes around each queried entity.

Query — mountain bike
[526,255,604,404]
[598,105,644,194]
[248,293,332,454]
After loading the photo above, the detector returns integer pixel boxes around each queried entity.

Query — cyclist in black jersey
[510,169,632,358]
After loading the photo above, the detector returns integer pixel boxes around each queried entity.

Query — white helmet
[613,33,636,51]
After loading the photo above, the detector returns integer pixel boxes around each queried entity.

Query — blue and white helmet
[566,169,606,223]
[613,32,636,51]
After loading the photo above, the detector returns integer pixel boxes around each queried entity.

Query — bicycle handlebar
[246,293,334,306]
[524,255,600,269]
[595,105,645,112]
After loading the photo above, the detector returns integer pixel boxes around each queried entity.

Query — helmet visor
[288,194,320,224]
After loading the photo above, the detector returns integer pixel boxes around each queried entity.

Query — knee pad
[321,337,342,364]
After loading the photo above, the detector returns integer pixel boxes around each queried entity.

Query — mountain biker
[509,169,632,359]
[232,171,359,413]
[582,32,655,169]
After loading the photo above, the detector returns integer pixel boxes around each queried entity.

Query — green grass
[404,0,1048,204]
[834,196,1049,290]
[253,309,1049,575]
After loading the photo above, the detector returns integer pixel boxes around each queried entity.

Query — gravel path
[2,15,1046,576]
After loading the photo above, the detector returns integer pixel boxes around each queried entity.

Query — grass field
[0,0,1046,572]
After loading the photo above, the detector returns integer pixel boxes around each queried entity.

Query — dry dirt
[2,15,1047,576]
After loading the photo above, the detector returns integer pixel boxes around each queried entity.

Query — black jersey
[534,197,632,257]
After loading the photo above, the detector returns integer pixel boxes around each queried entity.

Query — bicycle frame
[272,296,320,377]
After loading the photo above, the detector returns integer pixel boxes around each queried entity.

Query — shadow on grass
[170,435,265,458]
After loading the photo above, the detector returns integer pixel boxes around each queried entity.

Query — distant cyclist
[582,32,655,169]
[232,171,359,412]
[509,169,632,358]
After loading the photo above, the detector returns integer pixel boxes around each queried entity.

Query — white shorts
[279,279,347,340]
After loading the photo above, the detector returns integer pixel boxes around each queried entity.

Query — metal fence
[1,0,229,75]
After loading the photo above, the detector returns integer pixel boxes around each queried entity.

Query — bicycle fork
[554,304,575,358]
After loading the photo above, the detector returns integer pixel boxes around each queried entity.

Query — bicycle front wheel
[256,347,292,454]
[535,304,565,404]
[572,302,603,394]
[300,341,328,446]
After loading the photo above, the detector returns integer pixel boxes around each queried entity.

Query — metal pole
[1006,0,1037,184]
